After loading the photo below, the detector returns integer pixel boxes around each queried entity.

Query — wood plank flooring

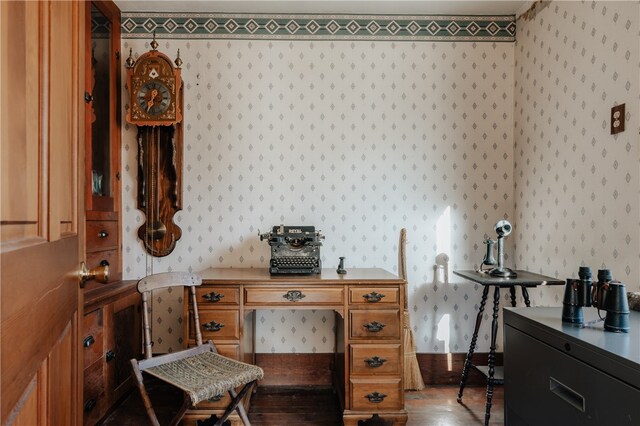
[99,384,504,425]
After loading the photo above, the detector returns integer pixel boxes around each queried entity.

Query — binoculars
[562,267,630,332]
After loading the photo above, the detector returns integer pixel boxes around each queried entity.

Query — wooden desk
[183,267,407,426]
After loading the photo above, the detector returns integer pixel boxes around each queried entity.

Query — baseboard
[255,352,502,386]
[255,353,334,386]
[416,352,503,386]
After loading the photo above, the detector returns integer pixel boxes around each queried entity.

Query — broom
[399,228,425,390]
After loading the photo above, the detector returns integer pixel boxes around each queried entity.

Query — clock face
[136,81,171,116]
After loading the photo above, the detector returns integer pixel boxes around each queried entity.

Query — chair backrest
[137,272,203,359]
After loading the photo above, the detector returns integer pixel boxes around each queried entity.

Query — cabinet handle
[84,92,93,103]
[363,291,386,303]
[363,321,386,332]
[84,399,96,412]
[83,335,95,348]
[98,230,109,238]
[283,290,306,302]
[106,350,116,362]
[202,320,224,332]
[549,377,585,412]
[365,392,387,403]
[100,260,110,267]
[364,356,387,368]
[202,291,224,303]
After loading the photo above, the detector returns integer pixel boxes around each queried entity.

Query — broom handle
[399,228,408,311]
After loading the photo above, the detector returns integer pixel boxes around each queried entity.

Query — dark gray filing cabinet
[504,307,640,426]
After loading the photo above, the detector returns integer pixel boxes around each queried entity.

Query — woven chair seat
[145,351,264,405]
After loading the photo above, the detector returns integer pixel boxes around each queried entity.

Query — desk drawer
[350,343,401,375]
[86,220,118,251]
[350,378,402,410]
[350,309,401,340]
[245,287,344,306]
[83,309,104,368]
[192,310,240,340]
[350,287,399,305]
[196,287,240,306]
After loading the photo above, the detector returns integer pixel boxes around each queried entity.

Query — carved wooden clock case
[125,38,183,257]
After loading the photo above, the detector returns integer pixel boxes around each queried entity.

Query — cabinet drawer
[195,391,232,409]
[83,359,105,426]
[350,378,402,410]
[245,287,344,306]
[350,309,401,340]
[350,344,401,375]
[86,220,118,251]
[196,286,239,306]
[505,325,640,426]
[191,310,240,340]
[350,287,399,305]
[86,249,118,278]
[83,309,104,368]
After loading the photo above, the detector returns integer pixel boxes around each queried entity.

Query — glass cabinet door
[86,1,120,214]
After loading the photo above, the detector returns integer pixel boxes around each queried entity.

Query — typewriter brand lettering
[289,228,302,233]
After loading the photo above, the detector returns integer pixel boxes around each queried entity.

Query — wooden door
[1,1,85,425]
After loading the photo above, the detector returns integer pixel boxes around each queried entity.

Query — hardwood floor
[406,386,504,426]
[99,384,504,425]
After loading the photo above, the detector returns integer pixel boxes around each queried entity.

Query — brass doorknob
[79,261,109,288]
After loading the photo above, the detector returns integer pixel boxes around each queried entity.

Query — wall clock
[125,36,183,257]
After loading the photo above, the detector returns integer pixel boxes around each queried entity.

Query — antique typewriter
[259,225,324,274]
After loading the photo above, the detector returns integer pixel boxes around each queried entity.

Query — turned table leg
[457,285,490,402]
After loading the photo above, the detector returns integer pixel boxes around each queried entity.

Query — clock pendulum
[126,35,183,257]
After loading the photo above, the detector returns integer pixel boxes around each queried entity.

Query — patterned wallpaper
[513,0,640,307]
[120,27,516,353]
[121,4,639,355]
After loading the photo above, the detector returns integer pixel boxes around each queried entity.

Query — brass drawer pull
[364,356,387,368]
[363,291,386,303]
[83,335,95,348]
[202,320,224,332]
[105,350,116,362]
[283,290,306,302]
[366,392,387,403]
[98,230,109,238]
[84,399,97,412]
[202,291,224,303]
[363,321,386,332]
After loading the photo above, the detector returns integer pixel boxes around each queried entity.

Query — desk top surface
[453,269,563,287]
[198,267,404,284]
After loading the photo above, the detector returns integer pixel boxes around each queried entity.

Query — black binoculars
[561,267,630,332]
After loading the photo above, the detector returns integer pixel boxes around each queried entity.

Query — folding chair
[130,272,264,425]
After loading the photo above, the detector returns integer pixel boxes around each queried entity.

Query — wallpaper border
[121,13,516,41]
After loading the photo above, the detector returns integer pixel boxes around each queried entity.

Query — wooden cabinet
[84,0,122,286]
[82,288,141,425]
[183,268,407,426]
[81,1,142,425]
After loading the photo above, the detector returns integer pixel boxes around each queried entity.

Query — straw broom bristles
[399,228,425,391]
